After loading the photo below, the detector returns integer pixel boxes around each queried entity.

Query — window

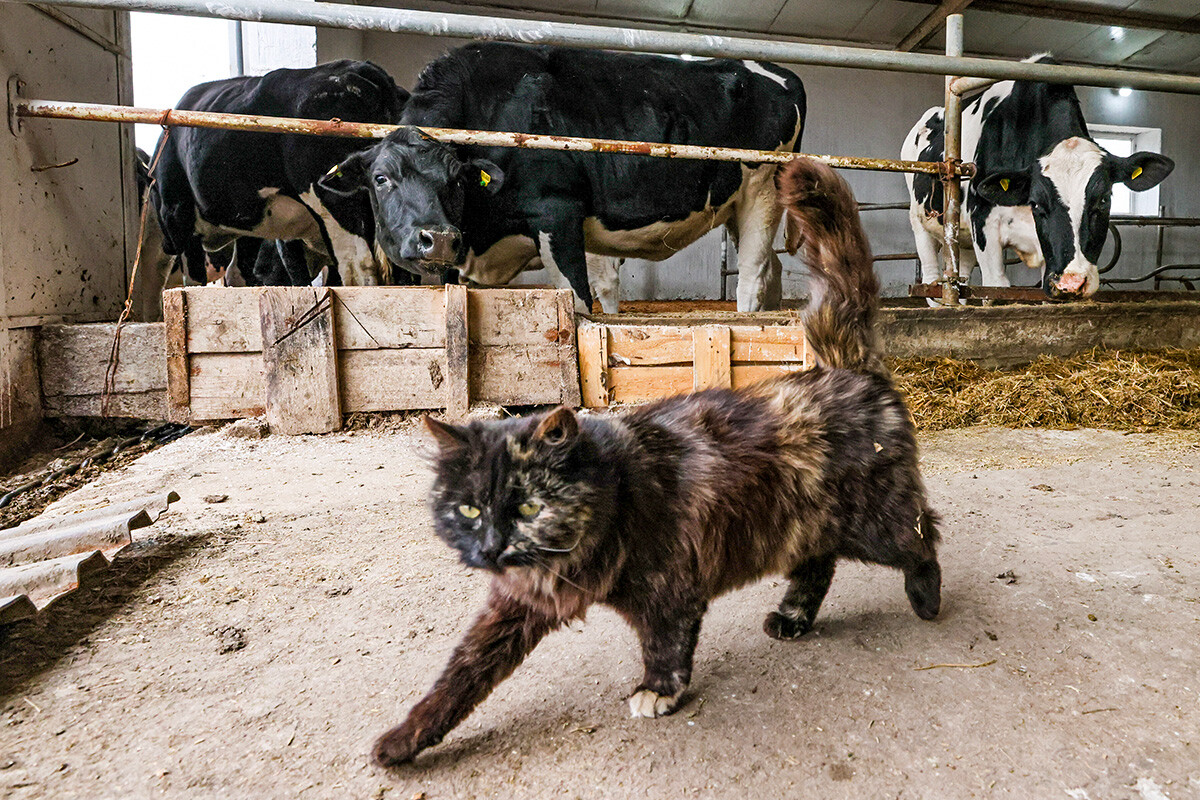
[1090,124,1163,217]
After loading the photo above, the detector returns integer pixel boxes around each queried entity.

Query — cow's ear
[1114,152,1174,191]
[974,171,1031,206]
[317,152,370,197]
[469,159,504,195]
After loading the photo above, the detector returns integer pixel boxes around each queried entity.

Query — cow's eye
[373,174,388,187]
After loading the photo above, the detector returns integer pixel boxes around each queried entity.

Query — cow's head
[975,136,1173,299]
[317,127,503,281]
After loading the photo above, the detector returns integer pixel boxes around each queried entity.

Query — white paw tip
[628,689,680,719]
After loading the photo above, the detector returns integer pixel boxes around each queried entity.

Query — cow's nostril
[418,231,435,252]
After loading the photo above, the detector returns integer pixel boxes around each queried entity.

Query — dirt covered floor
[2,421,1199,799]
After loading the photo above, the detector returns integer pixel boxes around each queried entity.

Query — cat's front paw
[628,688,683,718]
[763,611,813,640]
[373,724,438,767]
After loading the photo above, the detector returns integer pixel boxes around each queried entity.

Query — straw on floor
[891,348,1200,432]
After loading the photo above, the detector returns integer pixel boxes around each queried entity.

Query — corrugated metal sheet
[0,491,179,624]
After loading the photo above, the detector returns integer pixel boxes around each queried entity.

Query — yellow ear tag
[479,170,491,188]
[999,178,1010,192]
[1131,166,1143,180]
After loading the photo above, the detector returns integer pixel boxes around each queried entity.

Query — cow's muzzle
[417,227,463,265]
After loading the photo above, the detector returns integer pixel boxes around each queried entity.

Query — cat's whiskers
[528,553,588,593]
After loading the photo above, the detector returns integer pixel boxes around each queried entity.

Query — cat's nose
[480,528,505,564]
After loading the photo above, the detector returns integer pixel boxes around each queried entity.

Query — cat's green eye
[457,504,481,519]
[517,501,542,518]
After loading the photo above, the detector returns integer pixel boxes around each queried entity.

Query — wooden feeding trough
[577,312,810,407]
[163,285,580,433]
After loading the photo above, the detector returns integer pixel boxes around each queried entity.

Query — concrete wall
[318,22,1200,301]
[1,3,137,464]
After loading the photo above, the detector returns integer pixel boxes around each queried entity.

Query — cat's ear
[532,406,579,447]
[424,414,468,450]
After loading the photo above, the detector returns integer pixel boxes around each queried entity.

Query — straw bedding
[891,348,1200,432]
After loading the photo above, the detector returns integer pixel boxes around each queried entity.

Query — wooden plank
[259,287,341,435]
[469,288,562,347]
[444,284,469,417]
[38,322,165,398]
[730,326,808,364]
[609,365,692,403]
[556,291,582,407]
[338,349,445,412]
[187,352,264,421]
[578,322,610,408]
[693,325,732,392]
[332,287,445,350]
[472,345,574,405]
[163,290,190,424]
[183,287,263,353]
[608,326,692,366]
[44,392,167,419]
[732,363,809,389]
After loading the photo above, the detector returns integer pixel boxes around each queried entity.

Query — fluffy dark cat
[373,157,942,766]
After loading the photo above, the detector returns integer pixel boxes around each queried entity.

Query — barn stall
[2,1,1200,797]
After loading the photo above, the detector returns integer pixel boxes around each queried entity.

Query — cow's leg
[586,254,621,314]
[732,166,785,312]
[533,206,593,314]
[975,217,1011,291]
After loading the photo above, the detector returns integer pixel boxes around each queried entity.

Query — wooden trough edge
[33,296,1200,423]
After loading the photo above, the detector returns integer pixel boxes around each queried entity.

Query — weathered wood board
[162,286,581,427]
[577,319,809,406]
[38,323,168,419]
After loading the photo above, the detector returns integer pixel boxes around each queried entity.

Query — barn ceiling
[394,0,1200,75]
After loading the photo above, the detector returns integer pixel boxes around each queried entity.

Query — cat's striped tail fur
[776,158,886,377]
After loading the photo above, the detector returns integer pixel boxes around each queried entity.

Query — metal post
[941,12,965,306]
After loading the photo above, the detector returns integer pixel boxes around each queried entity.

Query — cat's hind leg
[627,600,707,718]
[764,553,836,640]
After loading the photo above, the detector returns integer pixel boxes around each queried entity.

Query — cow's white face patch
[1040,136,1105,293]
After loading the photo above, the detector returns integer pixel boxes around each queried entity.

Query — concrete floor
[1,422,1198,799]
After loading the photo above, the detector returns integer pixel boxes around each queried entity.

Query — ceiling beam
[905,0,1200,36]
[896,0,976,52]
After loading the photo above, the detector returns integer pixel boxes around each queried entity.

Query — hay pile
[892,348,1200,432]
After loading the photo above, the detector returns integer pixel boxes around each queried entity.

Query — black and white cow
[902,56,1173,302]
[150,60,409,287]
[318,43,806,312]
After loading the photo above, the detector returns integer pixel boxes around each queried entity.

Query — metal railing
[1101,216,1200,290]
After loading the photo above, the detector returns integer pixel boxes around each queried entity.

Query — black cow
[150,60,410,287]
[903,56,1173,302]
[319,43,806,312]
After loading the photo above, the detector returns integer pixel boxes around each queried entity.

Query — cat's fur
[373,157,942,767]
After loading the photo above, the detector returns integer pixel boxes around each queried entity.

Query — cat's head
[423,407,613,572]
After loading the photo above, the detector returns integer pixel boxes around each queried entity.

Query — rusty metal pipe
[14,99,972,176]
[940,13,965,306]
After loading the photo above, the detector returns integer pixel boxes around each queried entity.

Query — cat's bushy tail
[776,158,885,377]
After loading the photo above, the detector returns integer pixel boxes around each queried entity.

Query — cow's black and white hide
[149,60,410,288]
[902,56,1173,304]
[319,43,806,312]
